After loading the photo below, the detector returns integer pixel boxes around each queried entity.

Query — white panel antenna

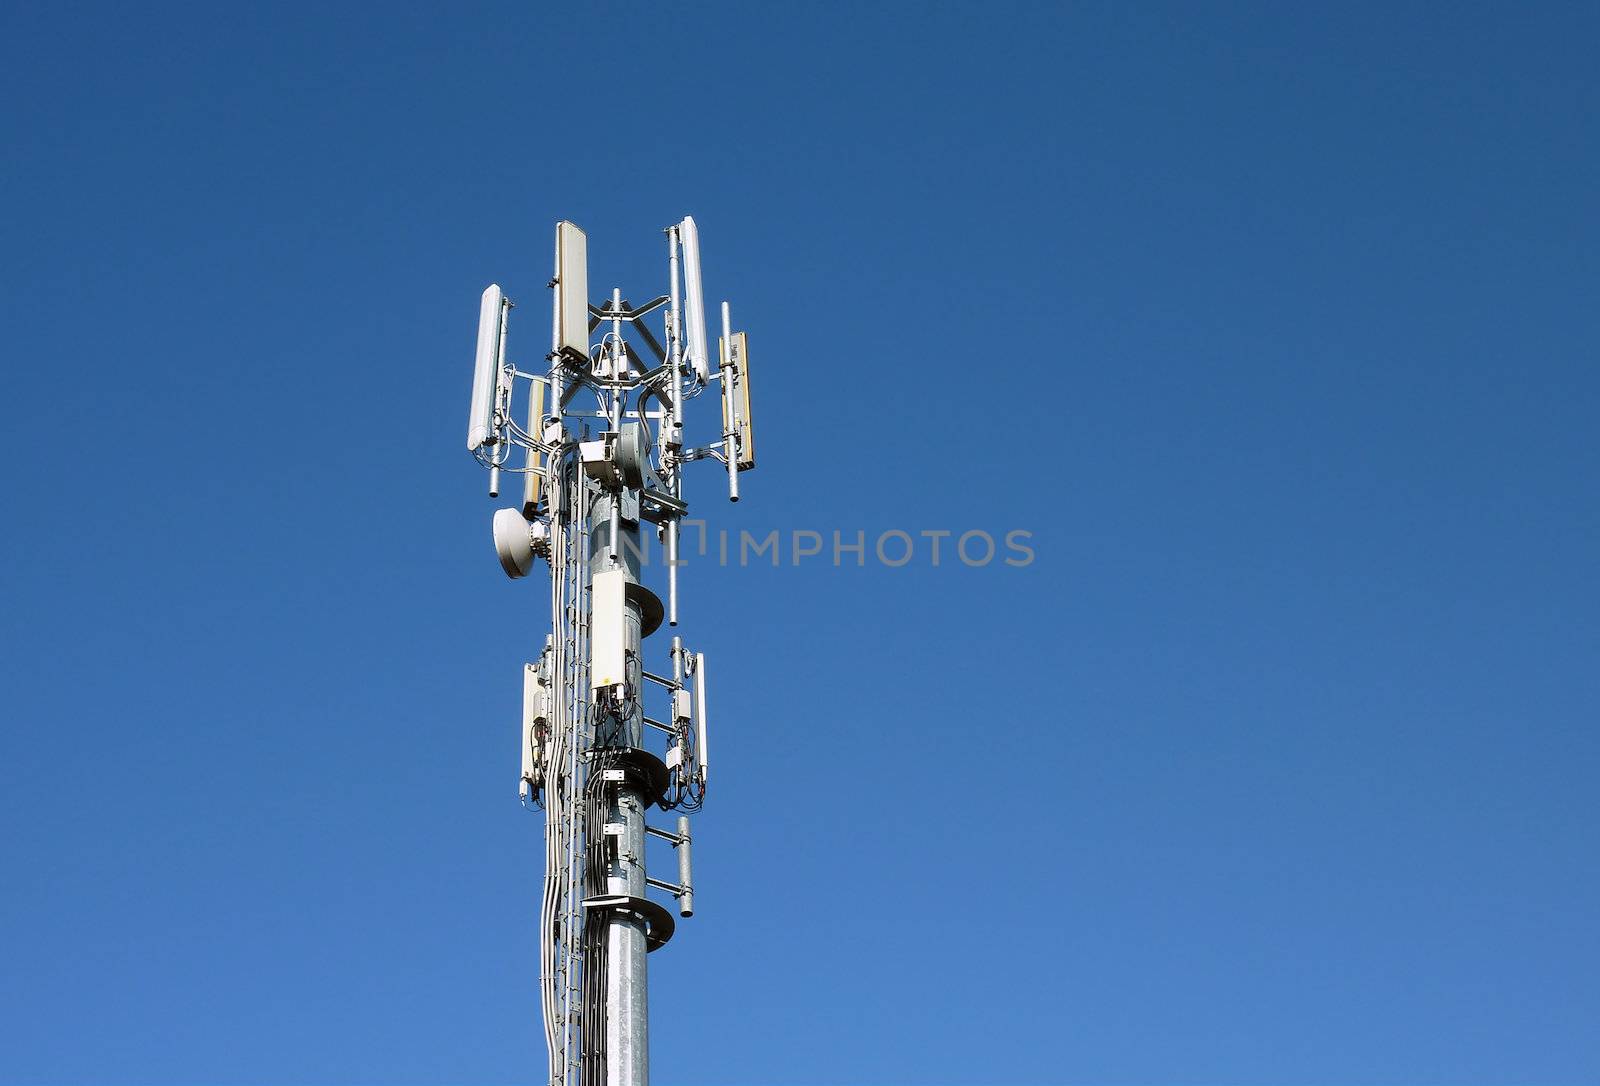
[521,662,548,800]
[522,377,547,517]
[693,652,709,784]
[720,330,754,472]
[468,284,506,451]
[555,222,590,363]
[680,217,710,383]
[590,568,627,689]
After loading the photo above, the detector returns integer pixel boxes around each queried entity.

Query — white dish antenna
[493,507,545,579]
[680,217,710,384]
[468,284,506,451]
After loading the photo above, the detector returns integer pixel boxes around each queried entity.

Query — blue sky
[2,3,1597,1084]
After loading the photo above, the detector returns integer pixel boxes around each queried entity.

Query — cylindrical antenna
[611,286,625,382]
[693,652,709,785]
[488,465,500,498]
[675,815,694,917]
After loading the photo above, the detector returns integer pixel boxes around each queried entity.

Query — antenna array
[461,218,754,1086]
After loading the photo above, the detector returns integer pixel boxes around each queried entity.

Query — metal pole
[592,491,650,1086]
[666,228,683,626]
[721,301,739,502]
[675,815,693,918]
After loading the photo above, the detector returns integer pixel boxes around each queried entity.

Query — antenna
[492,507,546,578]
[679,216,710,383]
[522,377,547,517]
[555,222,589,364]
[454,216,756,1086]
[468,284,506,452]
[721,330,754,471]
[521,658,550,802]
[693,651,709,785]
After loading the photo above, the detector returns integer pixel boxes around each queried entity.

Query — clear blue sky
[2,3,1597,1084]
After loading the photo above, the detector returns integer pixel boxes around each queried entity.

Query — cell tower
[461,218,754,1086]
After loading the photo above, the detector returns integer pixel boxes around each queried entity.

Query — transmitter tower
[461,218,755,1086]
